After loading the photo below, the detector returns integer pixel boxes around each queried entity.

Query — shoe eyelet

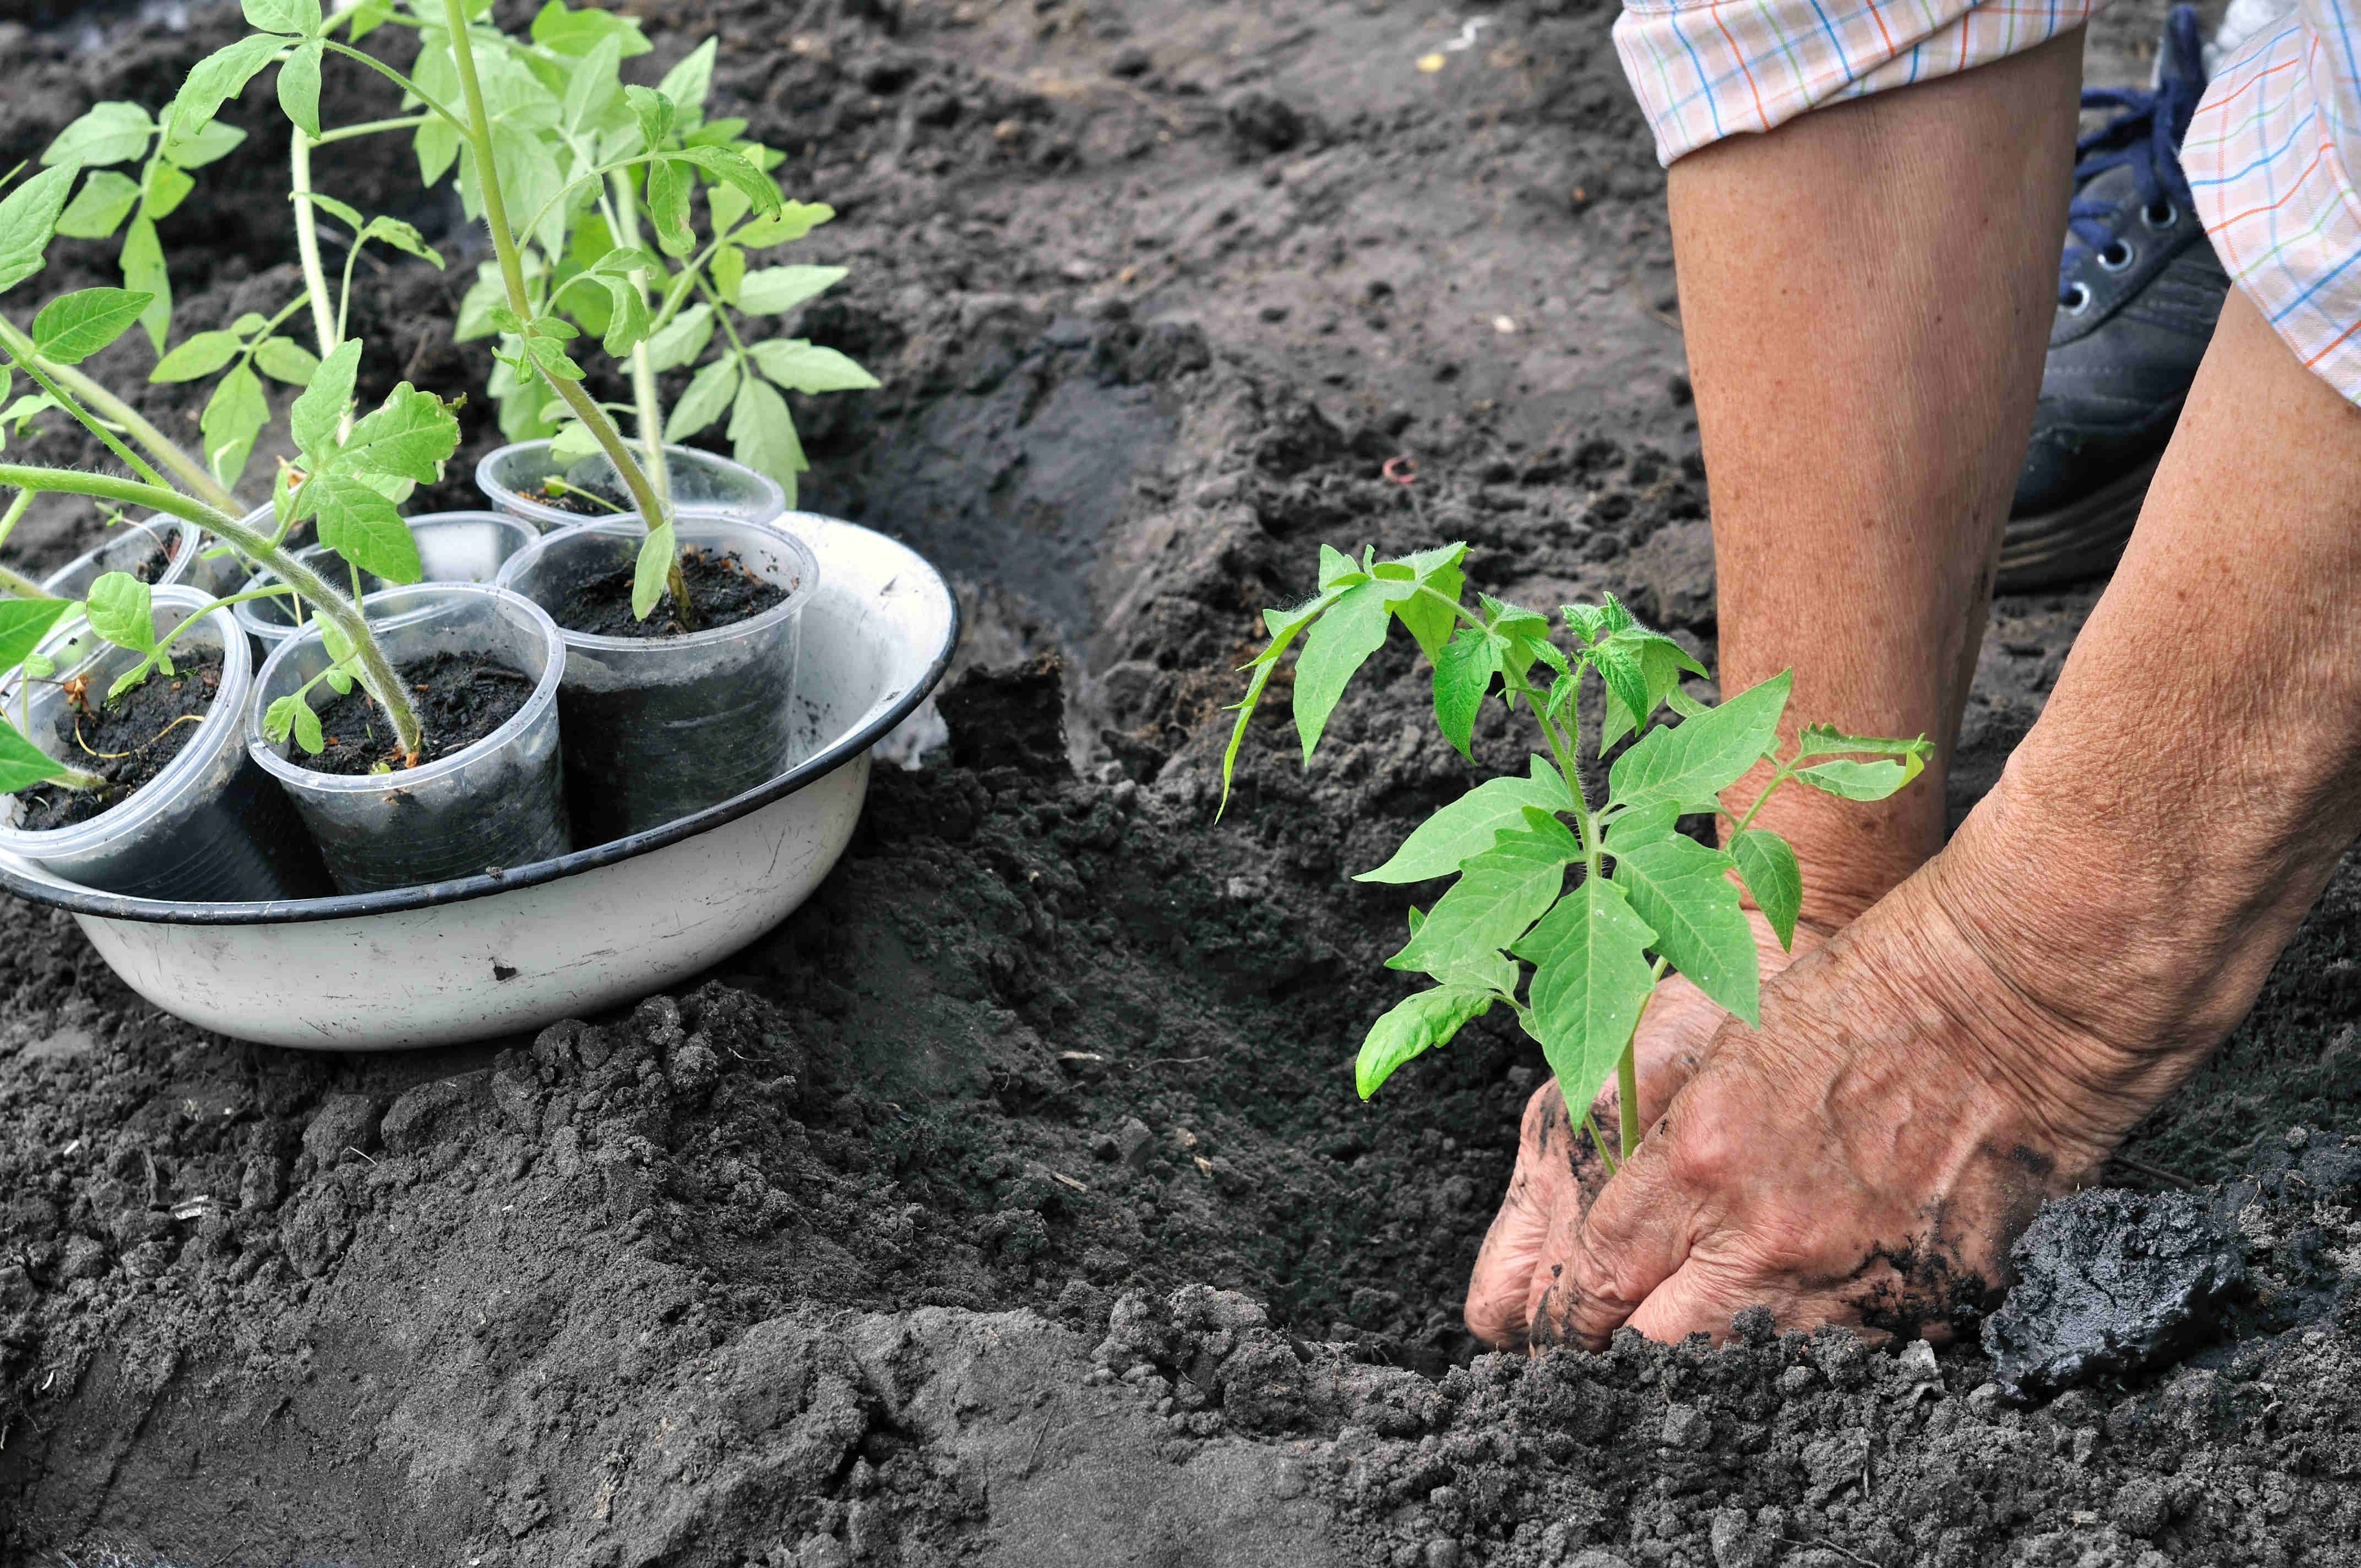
[2142,200,2178,231]
[2064,282,2093,314]
[2099,239,2137,271]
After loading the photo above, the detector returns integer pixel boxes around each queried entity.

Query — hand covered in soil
[1466,858,2156,1350]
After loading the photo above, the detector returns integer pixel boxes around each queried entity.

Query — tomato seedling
[1219,542,1930,1166]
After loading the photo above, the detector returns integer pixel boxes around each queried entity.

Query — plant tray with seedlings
[0,0,938,1047]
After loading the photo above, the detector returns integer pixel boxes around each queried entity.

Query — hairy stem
[606,168,671,497]
[290,134,340,362]
[0,466,420,756]
[0,562,53,599]
[0,319,236,513]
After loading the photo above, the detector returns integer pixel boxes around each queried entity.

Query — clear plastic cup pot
[494,517,818,847]
[40,513,206,598]
[474,440,787,532]
[245,584,570,895]
[0,586,332,901]
[234,513,540,650]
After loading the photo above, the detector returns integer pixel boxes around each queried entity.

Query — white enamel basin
[0,514,959,1050]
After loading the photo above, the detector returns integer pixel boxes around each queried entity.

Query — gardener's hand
[1466,831,2185,1350]
[1463,910,1814,1348]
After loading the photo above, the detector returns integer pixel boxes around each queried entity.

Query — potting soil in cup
[13,654,225,831]
[553,547,786,638]
[296,652,536,774]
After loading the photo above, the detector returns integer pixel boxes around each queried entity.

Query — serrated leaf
[1386,542,1466,663]
[597,276,650,356]
[291,337,360,456]
[735,200,833,247]
[708,180,750,235]
[1611,833,1758,1025]
[200,363,268,487]
[1216,589,1344,818]
[346,0,392,42]
[161,117,245,170]
[532,0,651,57]
[356,215,443,268]
[525,332,584,381]
[1358,753,1575,884]
[1356,988,1496,1101]
[727,374,805,498]
[118,215,168,351]
[0,597,74,670]
[262,692,300,744]
[31,288,152,364]
[243,0,321,34]
[317,616,355,666]
[415,116,462,188]
[644,159,692,256]
[1796,725,1933,764]
[84,571,155,654]
[631,521,676,620]
[166,35,284,149]
[55,170,141,239]
[291,694,324,753]
[1387,823,1575,982]
[644,301,712,372]
[711,242,744,304]
[665,145,780,217]
[253,336,320,383]
[1607,669,1790,815]
[1562,603,1607,645]
[1512,875,1658,1115]
[562,35,624,131]
[0,720,74,794]
[665,355,738,441]
[1730,827,1800,951]
[1291,579,1390,764]
[1430,624,1497,760]
[0,165,77,297]
[1600,630,1709,749]
[1793,758,1919,801]
[140,161,195,222]
[744,338,878,393]
[1601,798,1679,853]
[336,383,460,483]
[312,471,420,582]
[624,83,676,153]
[41,103,154,168]
[1587,633,1649,743]
[657,36,717,117]
[1317,543,1363,590]
[276,39,324,137]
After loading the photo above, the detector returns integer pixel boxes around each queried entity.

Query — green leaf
[1562,603,1607,645]
[711,242,744,304]
[1793,758,1918,801]
[1730,827,1800,951]
[243,0,322,34]
[531,1,652,57]
[593,276,650,356]
[1317,543,1364,590]
[1601,798,1679,853]
[31,288,152,364]
[291,337,360,456]
[0,597,74,671]
[1512,875,1659,1114]
[735,200,833,247]
[1430,624,1498,760]
[657,36,718,117]
[276,39,324,136]
[1216,591,1343,818]
[1386,542,1466,663]
[644,160,692,256]
[0,720,75,794]
[253,336,320,384]
[624,83,676,153]
[118,215,169,351]
[1291,579,1392,764]
[84,571,155,654]
[561,35,624,132]
[140,161,195,222]
[631,521,676,620]
[665,355,739,441]
[1387,822,1576,982]
[40,104,154,168]
[1600,630,1709,749]
[664,146,781,217]
[200,363,268,488]
[55,170,142,239]
[289,694,325,753]
[339,384,460,482]
[708,180,750,236]
[727,374,806,498]
[1358,754,1575,884]
[644,302,713,372]
[744,338,878,393]
[1356,988,1497,1101]
[167,35,285,148]
[1607,669,1789,815]
[346,0,393,43]
[356,215,443,268]
[1611,834,1759,1025]
[0,165,77,297]
[311,471,420,582]
[161,117,246,170]
[1586,633,1649,744]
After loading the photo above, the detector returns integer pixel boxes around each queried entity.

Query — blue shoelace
[2059,4,2208,305]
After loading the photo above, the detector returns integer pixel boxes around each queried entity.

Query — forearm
[1933,290,2361,1087]
[1666,35,2083,922]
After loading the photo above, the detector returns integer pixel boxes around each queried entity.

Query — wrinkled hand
[1466,871,2134,1350]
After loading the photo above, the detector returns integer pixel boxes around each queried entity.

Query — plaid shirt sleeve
[1614,0,2102,168]
[2184,0,2361,401]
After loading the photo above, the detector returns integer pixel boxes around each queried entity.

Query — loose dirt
[298,652,536,775]
[557,551,790,640]
[7,1,2352,1564]
[10,654,222,833]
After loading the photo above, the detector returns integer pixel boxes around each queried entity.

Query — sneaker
[2000,6,2228,593]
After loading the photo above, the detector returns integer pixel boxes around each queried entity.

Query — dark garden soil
[10,654,221,832]
[296,652,536,775]
[559,551,791,640]
[3,1,2349,1564]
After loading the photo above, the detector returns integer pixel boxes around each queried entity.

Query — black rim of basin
[0,596,962,927]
